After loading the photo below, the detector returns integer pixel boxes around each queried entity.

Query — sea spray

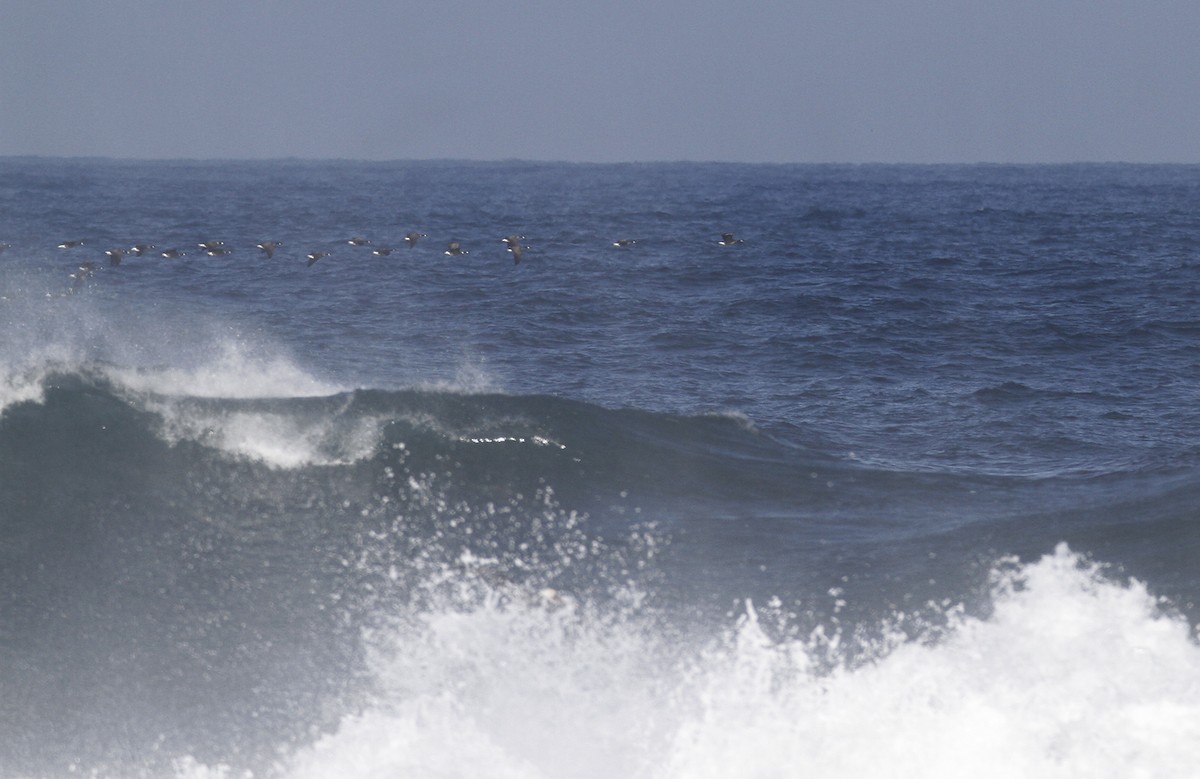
[255,545,1200,779]
[660,544,1200,779]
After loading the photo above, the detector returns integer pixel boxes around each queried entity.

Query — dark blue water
[1,159,1199,778]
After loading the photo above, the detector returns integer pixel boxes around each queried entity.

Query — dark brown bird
[104,248,125,266]
[58,240,85,249]
[718,233,744,245]
[613,239,638,248]
[405,232,426,248]
[444,240,467,256]
[372,246,394,256]
[129,244,155,256]
[257,241,281,258]
[306,251,328,267]
[347,237,371,246]
[160,248,184,258]
[502,235,524,265]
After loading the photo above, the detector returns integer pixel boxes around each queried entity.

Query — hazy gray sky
[2,0,1197,163]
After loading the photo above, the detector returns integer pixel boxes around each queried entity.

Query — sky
[1,0,1198,163]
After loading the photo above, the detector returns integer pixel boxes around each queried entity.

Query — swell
[4,368,1199,546]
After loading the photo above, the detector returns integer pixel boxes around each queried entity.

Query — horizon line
[2,154,1200,167]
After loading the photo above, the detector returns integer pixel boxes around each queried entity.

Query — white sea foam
[0,290,341,418]
[0,293,509,468]
[0,362,53,416]
[0,351,376,469]
[0,299,377,467]
[659,545,1200,778]
[0,340,84,417]
[174,544,1200,779]
[99,341,380,468]
[151,403,384,469]
[0,337,503,470]
[102,340,343,400]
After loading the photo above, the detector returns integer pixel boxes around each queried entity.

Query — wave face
[1,366,1198,777]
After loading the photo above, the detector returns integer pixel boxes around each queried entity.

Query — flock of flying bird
[0,231,747,293]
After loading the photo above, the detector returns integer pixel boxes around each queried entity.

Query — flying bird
[372,246,394,256]
[718,233,744,245]
[612,239,638,248]
[198,240,225,251]
[444,240,467,256]
[347,237,371,246]
[129,244,155,256]
[160,248,184,258]
[104,248,125,266]
[58,240,85,249]
[502,235,525,265]
[405,232,426,248]
[306,251,328,267]
[256,241,281,258]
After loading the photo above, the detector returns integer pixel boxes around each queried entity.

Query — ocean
[0,158,1198,777]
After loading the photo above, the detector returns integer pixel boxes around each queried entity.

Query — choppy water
[1,158,1198,777]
